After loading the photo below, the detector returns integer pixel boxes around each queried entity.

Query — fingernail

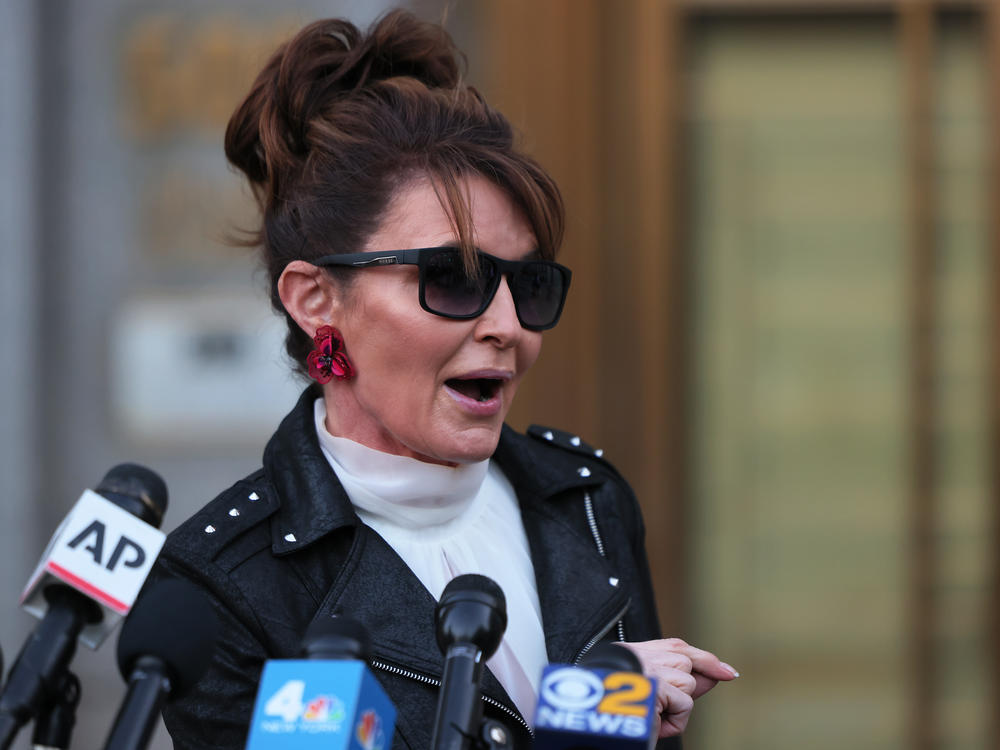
[722,663,740,678]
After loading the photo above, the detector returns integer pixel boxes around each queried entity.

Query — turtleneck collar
[312,398,491,530]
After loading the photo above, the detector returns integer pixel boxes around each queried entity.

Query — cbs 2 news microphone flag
[533,643,658,750]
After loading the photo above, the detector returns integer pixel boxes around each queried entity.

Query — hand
[618,638,739,738]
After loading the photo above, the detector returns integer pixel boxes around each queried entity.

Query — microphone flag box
[246,660,396,750]
[20,489,166,648]
[533,664,658,750]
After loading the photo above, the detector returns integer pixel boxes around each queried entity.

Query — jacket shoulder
[518,423,642,538]
[161,469,279,574]
[526,424,607,458]
[524,424,625,481]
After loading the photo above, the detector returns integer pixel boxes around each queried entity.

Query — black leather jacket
[156,387,677,750]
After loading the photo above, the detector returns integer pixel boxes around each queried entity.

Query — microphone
[245,615,397,750]
[19,463,168,646]
[0,464,168,749]
[532,642,658,750]
[430,574,507,750]
[102,578,219,750]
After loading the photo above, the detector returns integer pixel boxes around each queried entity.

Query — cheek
[517,333,544,375]
[353,314,461,385]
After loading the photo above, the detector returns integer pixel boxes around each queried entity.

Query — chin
[431,428,502,465]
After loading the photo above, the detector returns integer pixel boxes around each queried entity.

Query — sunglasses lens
[512,262,567,329]
[423,250,495,316]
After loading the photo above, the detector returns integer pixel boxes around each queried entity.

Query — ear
[277,260,343,338]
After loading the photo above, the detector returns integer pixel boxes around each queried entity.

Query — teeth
[447,377,501,402]
[478,379,500,401]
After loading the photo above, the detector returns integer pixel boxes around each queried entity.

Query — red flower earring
[306,326,355,383]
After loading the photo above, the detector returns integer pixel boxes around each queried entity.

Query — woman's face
[323,175,544,465]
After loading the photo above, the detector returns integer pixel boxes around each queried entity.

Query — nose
[474,276,522,347]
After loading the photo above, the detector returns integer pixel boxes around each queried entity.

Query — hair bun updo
[225,11,462,195]
[224,9,564,376]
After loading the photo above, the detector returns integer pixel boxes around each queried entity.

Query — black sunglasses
[312,246,572,331]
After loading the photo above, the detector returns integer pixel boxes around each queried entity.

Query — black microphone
[0,465,168,750]
[102,578,218,750]
[578,642,642,673]
[430,574,507,750]
[301,615,371,661]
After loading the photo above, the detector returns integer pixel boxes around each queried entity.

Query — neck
[321,386,459,467]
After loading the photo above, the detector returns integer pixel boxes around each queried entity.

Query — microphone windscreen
[435,574,507,658]
[116,579,218,697]
[579,642,642,673]
[301,615,372,661]
[95,463,168,528]
[440,573,505,603]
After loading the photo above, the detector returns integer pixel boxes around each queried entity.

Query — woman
[156,10,737,750]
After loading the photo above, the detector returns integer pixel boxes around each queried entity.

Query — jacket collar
[262,386,356,554]
[263,387,606,555]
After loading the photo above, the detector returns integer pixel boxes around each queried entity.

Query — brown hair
[224,10,565,372]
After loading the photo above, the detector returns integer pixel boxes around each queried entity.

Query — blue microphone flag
[245,660,395,750]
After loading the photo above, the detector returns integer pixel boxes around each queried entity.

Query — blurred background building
[0,1,995,749]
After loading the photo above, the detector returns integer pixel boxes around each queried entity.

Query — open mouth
[445,377,504,403]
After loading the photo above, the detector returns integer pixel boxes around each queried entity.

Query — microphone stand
[0,587,95,750]
[102,656,172,750]
[31,670,80,750]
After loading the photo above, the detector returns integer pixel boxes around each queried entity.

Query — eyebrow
[484,247,543,262]
[459,246,544,262]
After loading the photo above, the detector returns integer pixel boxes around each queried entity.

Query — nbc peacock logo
[355,709,386,750]
[302,695,345,724]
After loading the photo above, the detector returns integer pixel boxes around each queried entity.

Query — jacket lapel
[493,428,631,666]
[317,527,442,675]
[519,500,630,665]
[311,525,520,711]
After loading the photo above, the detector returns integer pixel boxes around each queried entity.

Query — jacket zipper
[369,658,535,738]
[583,491,628,643]
[572,599,631,664]
[583,491,607,558]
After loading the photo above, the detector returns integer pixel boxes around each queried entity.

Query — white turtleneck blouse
[312,398,547,719]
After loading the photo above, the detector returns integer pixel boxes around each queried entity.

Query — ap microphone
[532,642,657,750]
[0,464,168,749]
[102,578,219,750]
[430,574,507,750]
[245,615,397,750]
[19,463,168,646]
